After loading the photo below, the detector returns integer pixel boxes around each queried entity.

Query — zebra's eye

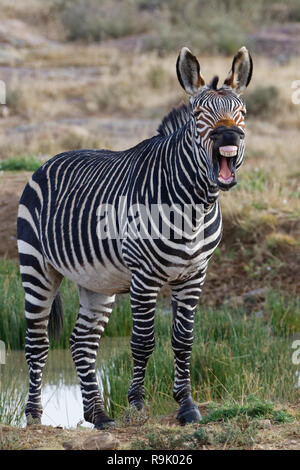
[240,108,246,117]
[193,110,202,118]
[194,107,205,118]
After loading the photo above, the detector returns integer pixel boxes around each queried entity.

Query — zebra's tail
[48,292,64,340]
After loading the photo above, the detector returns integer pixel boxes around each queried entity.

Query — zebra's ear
[176,47,205,96]
[224,46,253,95]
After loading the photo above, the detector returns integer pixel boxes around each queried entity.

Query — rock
[257,419,272,430]
[63,431,120,450]
[67,125,90,140]
[0,49,23,66]
[243,288,269,304]
[255,310,264,318]
[0,424,11,432]
[1,106,10,118]
[0,19,49,48]
[252,23,300,59]
[223,296,243,308]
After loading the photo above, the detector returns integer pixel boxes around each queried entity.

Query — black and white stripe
[17,47,252,428]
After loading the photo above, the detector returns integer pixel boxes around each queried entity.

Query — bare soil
[0,171,31,260]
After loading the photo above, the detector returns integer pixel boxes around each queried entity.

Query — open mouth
[213,145,238,190]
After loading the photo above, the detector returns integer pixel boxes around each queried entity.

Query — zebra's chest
[160,241,212,282]
[121,202,222,283]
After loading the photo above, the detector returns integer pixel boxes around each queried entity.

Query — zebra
[17,46,252,429]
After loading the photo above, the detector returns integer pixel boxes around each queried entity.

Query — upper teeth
[219,146,238,157]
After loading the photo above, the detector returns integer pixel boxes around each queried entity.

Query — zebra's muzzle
[215,151,237,190]
[210,126,244,191]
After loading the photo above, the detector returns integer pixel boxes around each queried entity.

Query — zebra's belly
[48,259,132,295]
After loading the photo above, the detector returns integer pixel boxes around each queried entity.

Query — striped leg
[128,274,160,409]
[70,287,115,429]
[22,263,62,424]
[171,278,204,425]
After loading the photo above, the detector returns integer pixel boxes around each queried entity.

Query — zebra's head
[176,46,253,192]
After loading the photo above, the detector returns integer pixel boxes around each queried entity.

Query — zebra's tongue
[219,156,232,180]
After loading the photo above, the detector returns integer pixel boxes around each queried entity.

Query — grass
[201,397,293,424]
[0,256,299,443]
[0,258,299,391]
[0,374,26,427]
[245,86,281,118]
[131,419,256,450]
[102,296,300,418]
[130,398,294,450]
[0,256,299,424]
[0,156,41,172]
[0,258,132,350]
[54,0,151,43]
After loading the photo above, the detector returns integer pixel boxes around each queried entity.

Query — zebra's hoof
[130,399,144,411]
[94,418,115,430]
[26,414,42,426]
[177,399,202,426]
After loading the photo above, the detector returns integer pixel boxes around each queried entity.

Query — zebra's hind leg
[22,263,63,425]
[70,287,115,430]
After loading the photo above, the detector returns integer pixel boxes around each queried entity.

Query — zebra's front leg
[171,282,203,425]
[128,275,160,410]
[70,287,115,430]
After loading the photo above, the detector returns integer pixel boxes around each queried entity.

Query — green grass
[0,258,133,350]
[130,398,294,450]
[0,156,41,172]
[201,397,293,424]
[0,257,299,423]
[236,168,271,193]
[103,301,300,418]
[267,291,300,336]
[0,374,26,426]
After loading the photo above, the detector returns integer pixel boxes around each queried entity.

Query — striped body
[17,47,252,427]
[20,129,222,294]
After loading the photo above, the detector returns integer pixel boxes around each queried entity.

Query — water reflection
[0,337,130,428]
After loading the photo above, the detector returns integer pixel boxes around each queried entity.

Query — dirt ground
[1,401,300,450]
[0,171,30,260]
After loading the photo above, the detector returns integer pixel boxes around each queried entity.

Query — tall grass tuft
[0,258,133,350]
[0,373,26,426]
[0,259,26,350]
[103,304,299,418]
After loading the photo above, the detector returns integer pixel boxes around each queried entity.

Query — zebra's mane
[157,103,190,136]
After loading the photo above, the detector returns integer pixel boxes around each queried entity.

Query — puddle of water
[0,337,130,428]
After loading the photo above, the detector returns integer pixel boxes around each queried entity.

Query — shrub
[5,89,23,114]
[245,86,280,118]
[54,0,150,42]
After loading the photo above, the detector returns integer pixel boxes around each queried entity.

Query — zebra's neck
[161,120,219,211]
